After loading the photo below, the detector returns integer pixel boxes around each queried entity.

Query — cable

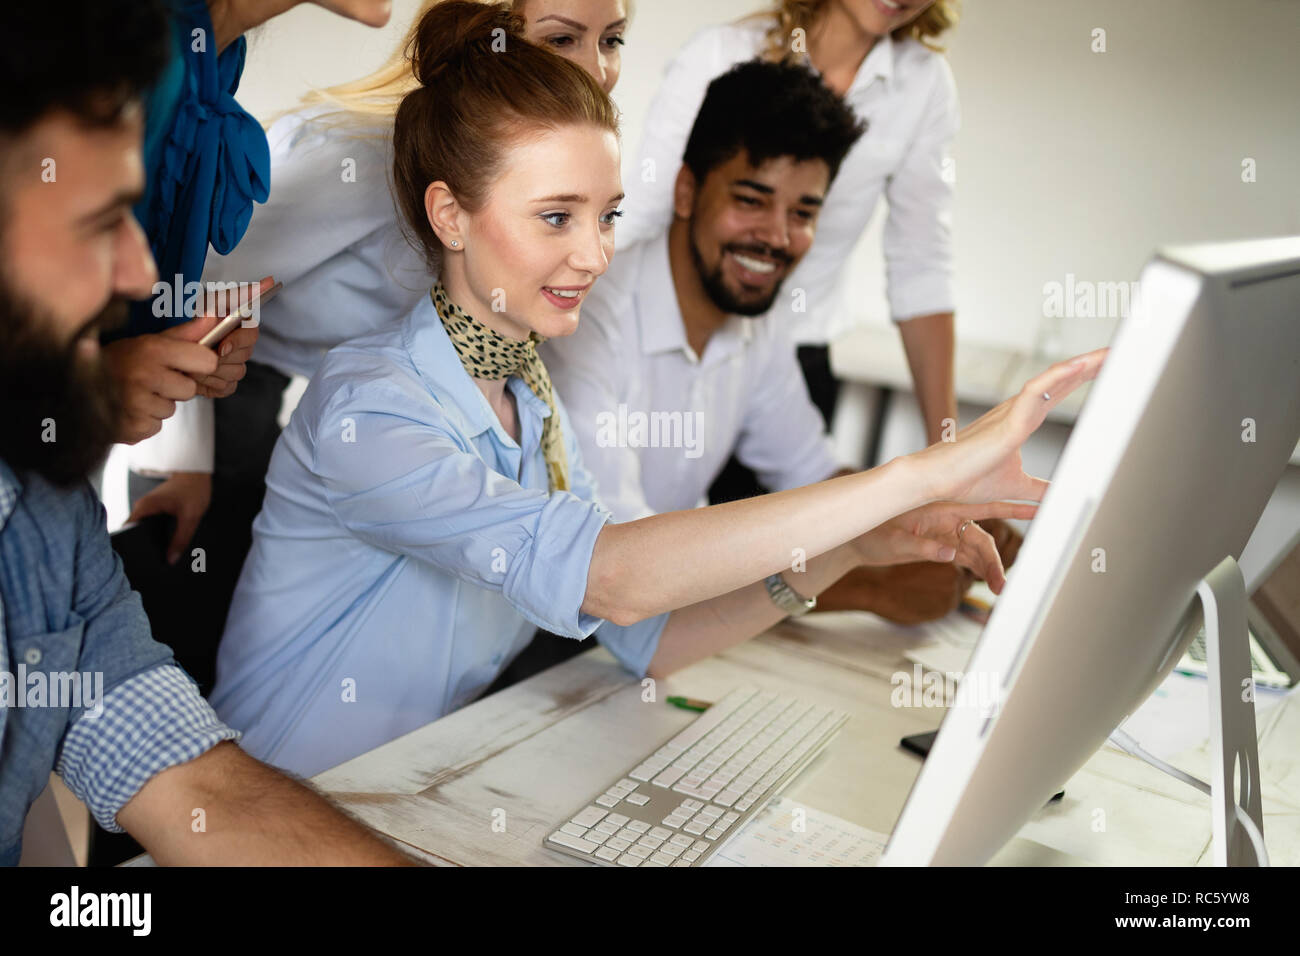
[1107,727,1269,866]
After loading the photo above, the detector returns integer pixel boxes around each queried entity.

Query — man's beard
[0,283,126,487]
[688,216,794,318]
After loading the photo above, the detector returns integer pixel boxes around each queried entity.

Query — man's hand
[103,320,220,443]
[817,563,972,625]
[127,471,212,564]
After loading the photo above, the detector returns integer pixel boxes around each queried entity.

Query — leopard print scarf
[431,283,569,492]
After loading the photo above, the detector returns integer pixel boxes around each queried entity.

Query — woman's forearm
[644,542,861,677]
[898,311,957,445]
[583,454,934,625]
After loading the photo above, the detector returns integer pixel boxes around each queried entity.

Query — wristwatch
[764,573,817,617]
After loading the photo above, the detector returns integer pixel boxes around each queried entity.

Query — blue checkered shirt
[0,462,239,861]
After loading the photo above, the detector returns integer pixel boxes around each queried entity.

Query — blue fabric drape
[122,0,270,338]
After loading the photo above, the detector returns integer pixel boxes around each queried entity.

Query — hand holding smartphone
[198,280,284,349]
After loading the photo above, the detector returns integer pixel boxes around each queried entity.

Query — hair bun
[410,1,522,88]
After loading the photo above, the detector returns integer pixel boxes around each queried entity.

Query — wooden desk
[312,611,1300,866]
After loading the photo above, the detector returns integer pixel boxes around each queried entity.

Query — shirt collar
[401,292,551,442]
[804,33,895,98]
[634,233,756,365]
[0,459,21,535]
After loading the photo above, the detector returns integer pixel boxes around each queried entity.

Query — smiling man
[545,58,1010,625]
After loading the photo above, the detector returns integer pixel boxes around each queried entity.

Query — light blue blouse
[211,294,668,778]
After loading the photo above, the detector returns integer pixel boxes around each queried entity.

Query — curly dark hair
[0,0,171,135]
[682,58,866,187]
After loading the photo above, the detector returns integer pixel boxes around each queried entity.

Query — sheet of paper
[1110,670,1289,762]
[704,795,889,867]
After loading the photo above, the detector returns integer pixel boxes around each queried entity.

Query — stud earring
[450,240,460,248]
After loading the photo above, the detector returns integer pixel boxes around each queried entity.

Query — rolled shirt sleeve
[554,398,669,675]
[56,665,239,832]
[883,56,960,322]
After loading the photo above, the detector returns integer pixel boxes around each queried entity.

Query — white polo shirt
[619,18,960,346]
[540,235,842,523]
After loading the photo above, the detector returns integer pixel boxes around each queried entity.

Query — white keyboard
[544,687,848,867]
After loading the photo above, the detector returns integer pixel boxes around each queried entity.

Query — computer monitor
[881,237,1300,866]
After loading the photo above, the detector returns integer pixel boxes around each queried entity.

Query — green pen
[667,696,711,713]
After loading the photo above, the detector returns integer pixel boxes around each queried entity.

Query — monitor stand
[1198,555,1265,866]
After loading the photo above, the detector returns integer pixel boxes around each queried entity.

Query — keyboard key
[663,815,687,828]
[571,806,608,828]
[595,794,619,808]
[705,827,724,840]
[595,846,620,862]
[560,822,588,838]
[546,831,598,854]
[641,836,664,850]
[625,793,650,806]
[682,799,704,811]
[650,851,676,866]
[607,813,629,827]
[642,859,667,867]
[649,827,673,840]
[661,842,684,858]
[735,799,753,811]
[652,766,687,788]
[683,849,701,862]
[669,834,694,848]
[617,853,642,867]
[684,821,707,835]
[693,841,710,852]
[594,820,619,835]
[628,844,652,859]
[586,829,609,845]
[627,820,651,833]
[672,858,692,867]
[715,790,742,807]
[616,828,639,842]
[698,805,723,819]
[721,812,739,824]
[607,837,631,852]
[629,765,654,781]
[616,778,638,790]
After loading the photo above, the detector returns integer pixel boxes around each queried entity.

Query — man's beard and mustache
[0,283,126,487]
[688,216,795,317]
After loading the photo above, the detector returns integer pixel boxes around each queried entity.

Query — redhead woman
[129,0,635,693]
[209,0,1103,778]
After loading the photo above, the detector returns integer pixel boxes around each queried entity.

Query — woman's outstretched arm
[582,350,1105,627]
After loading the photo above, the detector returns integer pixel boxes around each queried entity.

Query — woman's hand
[914,349,1107,506]
[850,500,1038,594]
[126,471,213,565]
